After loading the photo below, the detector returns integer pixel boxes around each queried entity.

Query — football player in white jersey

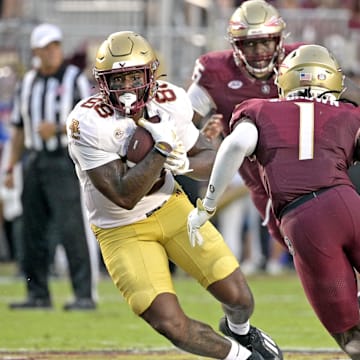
[66,31,282,360]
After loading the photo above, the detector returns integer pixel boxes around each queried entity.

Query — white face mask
[119,92,137,114]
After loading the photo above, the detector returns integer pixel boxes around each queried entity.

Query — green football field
[0,263,349,359]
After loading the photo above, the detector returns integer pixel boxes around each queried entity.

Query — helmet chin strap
[119,93,137,115]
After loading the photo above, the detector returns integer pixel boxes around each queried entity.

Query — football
[126,116,160,163]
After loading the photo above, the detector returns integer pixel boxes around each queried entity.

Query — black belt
[145,201,167,218]
[277,187,330,220]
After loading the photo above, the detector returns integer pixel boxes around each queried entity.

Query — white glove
[187,198,216,247]
[138,114,176,157]
[164,140,193,175]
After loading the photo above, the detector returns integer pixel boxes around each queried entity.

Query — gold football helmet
[276,44,344,99]
[93,31,159,115]
[227,0,286,78]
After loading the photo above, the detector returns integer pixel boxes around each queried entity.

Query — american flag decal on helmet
[300,73,312,81]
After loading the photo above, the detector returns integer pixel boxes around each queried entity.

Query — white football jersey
[67,80,198,228]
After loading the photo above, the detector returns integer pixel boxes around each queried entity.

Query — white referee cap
[31,23,63,49]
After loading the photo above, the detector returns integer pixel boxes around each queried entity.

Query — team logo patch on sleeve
[69,119,80,140]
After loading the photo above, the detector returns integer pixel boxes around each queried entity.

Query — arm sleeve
[187,82,215,117]
[203,121,258,210]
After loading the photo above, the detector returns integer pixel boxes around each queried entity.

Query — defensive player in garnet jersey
[187,0,300,248]
[187,0,360,249]
[66,31,283,360]
[188,44,360,359]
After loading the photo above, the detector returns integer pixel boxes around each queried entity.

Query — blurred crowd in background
[0,0,360,279]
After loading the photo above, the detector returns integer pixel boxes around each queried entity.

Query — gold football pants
[92,184,239,315]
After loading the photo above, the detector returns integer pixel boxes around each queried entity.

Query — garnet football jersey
[188,43,303,242]
[189,44,302,135]
[231,97,360,217]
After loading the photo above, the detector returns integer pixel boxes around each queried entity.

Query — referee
[5,23,97,310]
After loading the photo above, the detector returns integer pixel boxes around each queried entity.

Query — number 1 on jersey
[295,102,314,160]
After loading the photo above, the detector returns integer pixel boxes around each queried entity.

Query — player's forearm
[203,136,246,210]
[88,150,166,210]
[203,122,258,209]
[187,148,217,181]
[121,149,167,206]
[7,127,25,170]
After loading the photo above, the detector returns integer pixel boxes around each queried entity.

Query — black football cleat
[9,298,53,310]
[63,298,96,311]
[219,317,283,360]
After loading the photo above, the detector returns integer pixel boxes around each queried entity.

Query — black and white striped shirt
[11,62,91,152]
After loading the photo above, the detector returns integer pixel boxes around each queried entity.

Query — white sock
[228,319,250,336]
[223,338,252,360]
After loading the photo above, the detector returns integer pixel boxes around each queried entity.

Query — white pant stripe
[260,330,279,354]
